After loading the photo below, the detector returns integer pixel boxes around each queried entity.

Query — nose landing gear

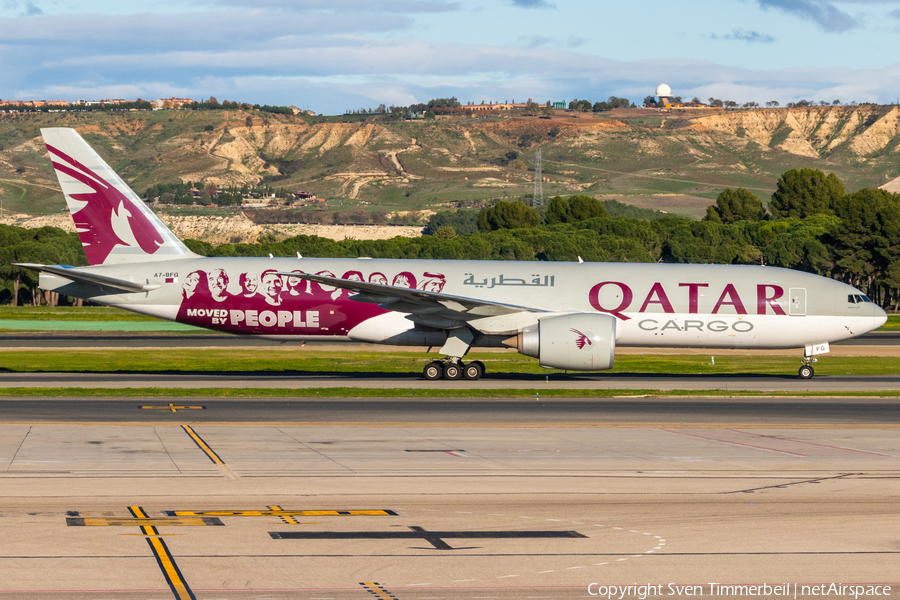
[798,356,817,379]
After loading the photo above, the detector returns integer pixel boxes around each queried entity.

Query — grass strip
[0,306,161,321]
[2,349,900,376]
[1,387,899,398]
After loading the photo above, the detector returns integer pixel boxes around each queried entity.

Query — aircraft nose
[873,303,888,328]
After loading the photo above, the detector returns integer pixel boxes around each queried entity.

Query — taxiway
[0,395,897,599]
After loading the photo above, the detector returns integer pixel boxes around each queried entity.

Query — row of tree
[643,96,878,109]
[144,182,291,207]
[1,101,154,113]
[567,97,634,112]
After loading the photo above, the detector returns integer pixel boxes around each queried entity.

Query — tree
[544,195,607,224]
[568,195,607,222]
[477,201,541,231]
[704,188,766,224]
[606,96,631,109]
[427,97,461,109]
[643,95,655,107]
[769,169,845,219]
[433,226,456,240]
[829,189,900,301]
[525,98,540,112]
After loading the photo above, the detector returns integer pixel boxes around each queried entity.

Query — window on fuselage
[848,294,872,304]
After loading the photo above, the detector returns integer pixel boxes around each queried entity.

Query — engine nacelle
[507,313,616,371]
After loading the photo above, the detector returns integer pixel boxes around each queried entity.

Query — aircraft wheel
[798,364,814,379]
[463,361,484,380]
[443,363,463,380]
[423,361,444,380]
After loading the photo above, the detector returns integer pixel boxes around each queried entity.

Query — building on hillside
[552,101,566,110]
[152,97,197,109]
[0,99,70,107]
[431,101,529,117]
[292,191,318,202]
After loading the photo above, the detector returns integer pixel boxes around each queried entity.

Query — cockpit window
[848,294,872,304]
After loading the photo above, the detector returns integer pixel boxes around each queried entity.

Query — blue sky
[2,0,899,114]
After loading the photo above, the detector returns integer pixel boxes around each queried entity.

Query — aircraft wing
[278,271,539,328]
[14,263,160,293]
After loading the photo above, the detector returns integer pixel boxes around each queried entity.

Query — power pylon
[532,148,543,207]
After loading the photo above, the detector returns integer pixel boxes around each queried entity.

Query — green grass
[880,315,900,330]
[0,306,164,321]
[1,387,899,398]
[1,349,898,376]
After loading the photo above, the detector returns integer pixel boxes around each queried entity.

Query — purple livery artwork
[176,268,447,336]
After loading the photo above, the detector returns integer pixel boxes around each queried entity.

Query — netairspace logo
[586,583,893,599]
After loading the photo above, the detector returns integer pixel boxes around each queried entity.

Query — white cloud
[712,29,776,43]
[509,0,555,8]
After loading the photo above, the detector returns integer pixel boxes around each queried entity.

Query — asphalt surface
[5,370,900,392]
[2,396,900,425]
[1,394,898,599]
[1,331,899,347]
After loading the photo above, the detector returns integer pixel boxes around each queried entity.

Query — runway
[1,396,899,425]
[0,396,898,599]
[5,370,900,391]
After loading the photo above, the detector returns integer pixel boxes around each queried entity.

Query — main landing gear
[798,356,817,380]
[422,326,485,381]
[423,359,485,381]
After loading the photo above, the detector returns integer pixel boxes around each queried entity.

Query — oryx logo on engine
[570,328,593,350]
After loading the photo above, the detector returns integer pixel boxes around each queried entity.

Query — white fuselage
[40,258,887,350]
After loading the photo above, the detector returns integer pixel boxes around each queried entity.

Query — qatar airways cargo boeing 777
[16,128,886,380]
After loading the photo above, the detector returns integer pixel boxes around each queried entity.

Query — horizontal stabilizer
[15,263,160,293]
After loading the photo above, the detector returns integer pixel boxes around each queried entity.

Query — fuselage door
[789,287,807,316]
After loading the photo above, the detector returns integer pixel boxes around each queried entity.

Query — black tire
[464,361,484,380]
[798,364,814,379]
[443,363,463,380]
[423,361,444,380]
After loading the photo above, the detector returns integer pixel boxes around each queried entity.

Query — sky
[1,0,900,114]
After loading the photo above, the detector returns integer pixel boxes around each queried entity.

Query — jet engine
[504,313,616,371]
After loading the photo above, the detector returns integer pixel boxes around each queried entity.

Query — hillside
[1,106,898,222]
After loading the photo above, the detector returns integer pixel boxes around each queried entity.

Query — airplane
[15,128,887,381]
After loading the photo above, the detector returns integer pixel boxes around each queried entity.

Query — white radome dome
[655,83,672,97]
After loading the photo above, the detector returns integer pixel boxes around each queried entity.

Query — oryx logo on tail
[45,143,164,264]
[41,128,194,265]
[570,328,593,350]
